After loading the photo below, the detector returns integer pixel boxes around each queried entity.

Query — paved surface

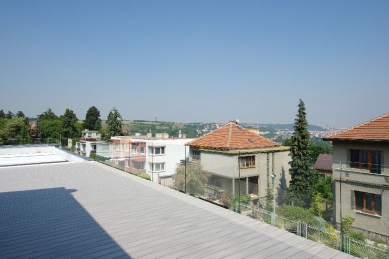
[0,162,356,258]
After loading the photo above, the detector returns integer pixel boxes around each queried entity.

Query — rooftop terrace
[0,161,355,258]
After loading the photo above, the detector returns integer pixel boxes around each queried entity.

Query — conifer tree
[83,106,101,131]
[288,99,317,197]
[106,108,123,139]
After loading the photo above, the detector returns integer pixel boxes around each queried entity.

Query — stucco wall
[199,150,291,199]
[332,140,389,238]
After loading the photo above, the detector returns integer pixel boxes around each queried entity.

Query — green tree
[0,110,5,119]
[106,108,123,138]
[83,106,102,131]
[16,111,25,118]
[314,176,333,200]
[38,108,57,120]
[288,99,318,197]
[61,109,78,138]
[39,119,62,139]
[172,163,211,196]
[6,111,14,119]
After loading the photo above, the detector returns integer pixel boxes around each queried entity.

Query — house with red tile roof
[313,154,333,177]
[324,113,389,242]
[186,121,291,205]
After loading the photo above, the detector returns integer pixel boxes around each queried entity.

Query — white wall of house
[145,139,193,183]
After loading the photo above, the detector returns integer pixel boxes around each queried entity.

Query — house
[107,137,147,175]
[324,113,389,242]
[74,130,106,157]
[313,154,333,177]
[186,120,291,205]
[106,134,194,183]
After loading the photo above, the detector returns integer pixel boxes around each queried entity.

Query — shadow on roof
[0,187,131,258]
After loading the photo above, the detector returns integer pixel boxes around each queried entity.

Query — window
[149,163,165,172]
[239,156,255,168]
[350,149,381,174]
[192,150,200,160]
[140,146,145,154]
[354,191,381,215]
[148,146,165,155]
[132,145,137,154]
[115,143,119,150]
[133,161,145,170]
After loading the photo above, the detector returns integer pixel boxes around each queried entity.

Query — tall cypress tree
[288,99,317,197]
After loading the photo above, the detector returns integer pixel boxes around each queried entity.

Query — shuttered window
[354,191,381,215]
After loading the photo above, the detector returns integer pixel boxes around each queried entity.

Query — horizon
[1,1,388,128]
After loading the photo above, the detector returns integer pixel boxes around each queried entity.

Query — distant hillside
[240,123,326,131]
[101,120,213,138]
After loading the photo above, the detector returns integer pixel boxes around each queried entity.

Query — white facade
[145,139,193,183]
[75,130,105,157]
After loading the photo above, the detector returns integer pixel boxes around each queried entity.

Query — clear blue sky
[1,1,388,128]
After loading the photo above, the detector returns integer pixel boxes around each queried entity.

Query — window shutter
[381,151,384,174]
[375,195,381,215]
[351,190,354,210]
[346,149,350,168]
[366,193,372,211]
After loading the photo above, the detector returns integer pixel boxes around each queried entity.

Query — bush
[137,173,151,181]
[277,205,319,226]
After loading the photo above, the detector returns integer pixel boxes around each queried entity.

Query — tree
[61,109,78,138]
[288,99,318,198]
[6,111,14,119]
[38,108,57,120]
[0,110,5,119]
[83,106,102,131]
[16,111,25,118]
[172,163,211,196]
[106,108,123,138]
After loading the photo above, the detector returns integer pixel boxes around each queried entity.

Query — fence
[242,204,389,259]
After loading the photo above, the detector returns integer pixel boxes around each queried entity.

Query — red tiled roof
[313,154,333,171]
[187,122,280,150]
[324,113,389,141]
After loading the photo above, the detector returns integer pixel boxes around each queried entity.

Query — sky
[1,1,388,128]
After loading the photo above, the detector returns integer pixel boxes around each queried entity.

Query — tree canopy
[38,108,58,120]
[83,106,101,131]
[106,108,123,138]
[172,163,211,195]
[61,109,79,138]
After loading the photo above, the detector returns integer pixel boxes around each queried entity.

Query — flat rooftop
[0,145,90,167]
[0,162,356,258]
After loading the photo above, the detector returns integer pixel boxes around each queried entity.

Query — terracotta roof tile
[187,122,280,150]
[324,113,389,141]
[313,154,333,171]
